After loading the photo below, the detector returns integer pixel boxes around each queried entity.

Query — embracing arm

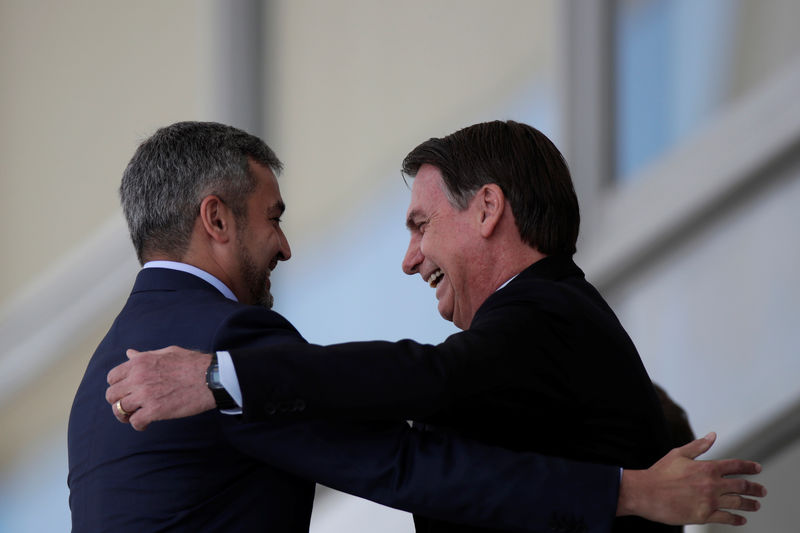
[225,418,618,533]
[104,292,766,529]
[106,344,765,527]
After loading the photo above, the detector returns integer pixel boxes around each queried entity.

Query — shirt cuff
[216,350,243,415]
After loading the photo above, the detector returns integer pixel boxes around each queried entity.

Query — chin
[437,304,454,323]
[256,291,274,309]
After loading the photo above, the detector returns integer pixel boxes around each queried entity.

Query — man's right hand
[617,432,766,525]
[106,347,216,431]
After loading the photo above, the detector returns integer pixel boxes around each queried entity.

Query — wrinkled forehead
[405,164,449,214]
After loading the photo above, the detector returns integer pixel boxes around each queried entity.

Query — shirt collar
[142,260,238,302]
[495,273,518,292]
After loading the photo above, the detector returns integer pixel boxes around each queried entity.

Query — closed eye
[406,217,428,235]
[406,209,429,234]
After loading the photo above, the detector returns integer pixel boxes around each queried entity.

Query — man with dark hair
[105,121,766,531]
[396,120,672,532]
[402,120,579,257]
[71,121,633,532]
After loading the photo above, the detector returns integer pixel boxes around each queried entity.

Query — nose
[277,229,292,261]
[402,233,423,275]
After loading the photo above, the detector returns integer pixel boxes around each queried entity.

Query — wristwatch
[206,352,238,410]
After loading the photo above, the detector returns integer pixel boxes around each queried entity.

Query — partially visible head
[120,121,283,264]
[401,120,579,256]
[120,121,289,308]
[401,121,578,329]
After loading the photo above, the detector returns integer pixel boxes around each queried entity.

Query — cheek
[419,229,441,257]
[260,231,279,251]
[418,233,428,256]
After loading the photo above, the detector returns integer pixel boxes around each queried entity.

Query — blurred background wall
[0,0,798,531]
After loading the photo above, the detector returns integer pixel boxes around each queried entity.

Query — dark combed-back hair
[401,120,580,256]
[120,121,282,264]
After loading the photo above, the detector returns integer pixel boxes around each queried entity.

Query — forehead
[406,164,449,218]
[249,161,282,203]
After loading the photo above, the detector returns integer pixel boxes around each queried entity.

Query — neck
[454,244,545,330]
[488,244,546,293]
[148,244,244,302]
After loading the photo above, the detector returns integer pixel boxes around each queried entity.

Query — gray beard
[238,242,274,309]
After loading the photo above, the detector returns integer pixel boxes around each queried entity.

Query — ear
[476,184,505,238]
[198,195,234,244]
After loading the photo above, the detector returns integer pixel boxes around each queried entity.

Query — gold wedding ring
[115,399,132,417]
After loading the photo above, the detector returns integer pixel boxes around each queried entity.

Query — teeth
[427,269,444,288]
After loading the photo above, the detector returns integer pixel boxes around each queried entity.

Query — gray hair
[120,121,282,264]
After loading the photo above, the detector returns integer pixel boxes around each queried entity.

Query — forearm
[226,419,618,532]
[232,334,521,422]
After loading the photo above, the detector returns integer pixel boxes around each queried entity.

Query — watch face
[208,365,222,389]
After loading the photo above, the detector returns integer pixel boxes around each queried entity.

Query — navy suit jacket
[68,267,618,532]
[228,257,676,533]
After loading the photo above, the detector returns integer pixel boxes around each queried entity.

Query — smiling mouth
[427,269,444,288]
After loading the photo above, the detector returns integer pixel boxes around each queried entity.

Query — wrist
[617,468,643,517]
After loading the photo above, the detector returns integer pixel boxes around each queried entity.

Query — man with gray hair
[71,121,649,532]
[105,121,766,532]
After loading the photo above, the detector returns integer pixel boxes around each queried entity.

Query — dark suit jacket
[68,267,618,533]
[229,256,678,533]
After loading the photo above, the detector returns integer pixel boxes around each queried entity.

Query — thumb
[678,431,717,460]
[126,348,142,360]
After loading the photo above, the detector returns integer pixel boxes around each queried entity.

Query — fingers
[705,510,747,526]
[106,351,144,425]
[109,386,157,430]
[111,396,138,424]
[128,346,177,358]
[112,398,128,423]
[677,432,717,459]
[107,359,131,386]
[109,391,152,429]
[717,494,761,512]
[128,409,151,432]
[718,477,767,498]
[107,347,151,385]
[106,346,178,429]
[716,458,763,477]
[106,379,126,403]
[105,346,216,431]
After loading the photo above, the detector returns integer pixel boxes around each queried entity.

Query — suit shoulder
[485,274,611,318]
[477,277,568,318]
[172,292,294,330]
[212,304,306,350]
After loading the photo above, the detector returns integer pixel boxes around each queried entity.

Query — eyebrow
[405,209,423,231]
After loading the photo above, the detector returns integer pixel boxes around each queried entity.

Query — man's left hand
[106,347,216,431]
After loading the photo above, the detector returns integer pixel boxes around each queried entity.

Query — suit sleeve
[224,418,617,533]
[231,297,552,422]
[216,306,619,533]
